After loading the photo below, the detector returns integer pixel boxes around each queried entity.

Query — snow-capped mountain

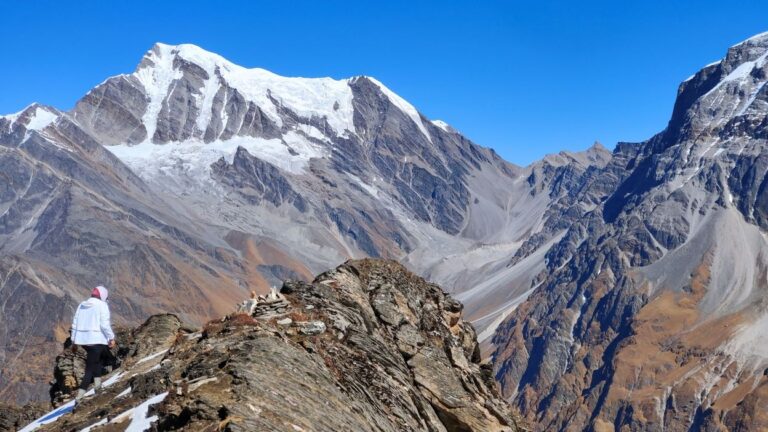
[0,43,604,403]
[493,31,768,431]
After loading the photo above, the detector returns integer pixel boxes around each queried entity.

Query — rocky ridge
[21,259,522,432]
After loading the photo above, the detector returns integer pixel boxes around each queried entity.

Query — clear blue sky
[1,1,767,165]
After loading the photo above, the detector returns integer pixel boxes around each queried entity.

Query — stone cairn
[235,286,326,336]
[237,287,291,319]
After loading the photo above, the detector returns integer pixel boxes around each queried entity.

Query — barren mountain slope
[492,31,768,431]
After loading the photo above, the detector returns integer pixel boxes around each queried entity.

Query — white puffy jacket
[71,297,115,346]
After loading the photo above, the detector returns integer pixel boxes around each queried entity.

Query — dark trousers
[79,345,108,390]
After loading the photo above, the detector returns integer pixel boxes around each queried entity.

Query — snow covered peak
[126,43,446,147]
[670,31,768,140]
[1,103,59,132]
[134,42,358,139]
[680,31,768,88]
[146,43,235,72]
[62,43,457,183]
[26,106,59,131]
[721,31,768,83]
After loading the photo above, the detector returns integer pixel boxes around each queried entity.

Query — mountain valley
[3,31,768,431]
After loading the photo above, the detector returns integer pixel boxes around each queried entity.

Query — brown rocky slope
[491,32,768,431]
[22,259,523,432]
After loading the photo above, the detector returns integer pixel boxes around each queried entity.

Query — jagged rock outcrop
[492,31,768,431]
[23,259,522,432]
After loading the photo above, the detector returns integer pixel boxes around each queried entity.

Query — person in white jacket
[70,285,116,402]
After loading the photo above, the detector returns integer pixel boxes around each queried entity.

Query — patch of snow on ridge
[140,43,356,138]
[723,51,768,83]
[737,82,767,117]
[366,77,432,143]
[195,66,222,134]
[348,173,379,197]
[19,401,75,432]
[108,131,324,183]
[25,106,58,131]
[432,119,451,132]
[296,123,330,142]
[1,104,58,134]
[102,371,125,388]
[136,349,168,364]
[704,60,723,68]
[110,392,169,432]
[700,51,768,105]
[115,387,132,399]
[135,44,182,142]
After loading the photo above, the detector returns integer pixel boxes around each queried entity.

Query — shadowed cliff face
[492,32,768,431]
[25,259,522,432]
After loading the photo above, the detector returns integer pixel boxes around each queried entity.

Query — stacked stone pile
[237,287,291,319]
[252,296,290,319]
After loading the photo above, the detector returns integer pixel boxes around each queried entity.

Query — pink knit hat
[91,286,109,301]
